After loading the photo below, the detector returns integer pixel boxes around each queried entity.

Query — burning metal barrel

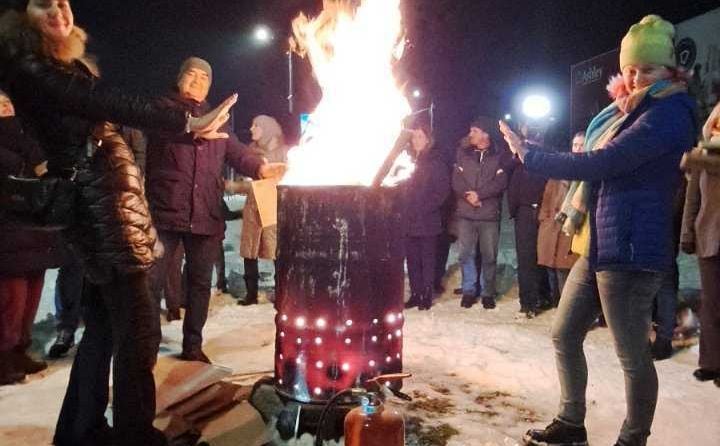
[274,186,405,403]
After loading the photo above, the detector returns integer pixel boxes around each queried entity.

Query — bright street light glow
[504,113,512,121]
[253,25,272,43]
[522,95,551,119]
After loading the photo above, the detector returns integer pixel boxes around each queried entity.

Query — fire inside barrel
[274,186,405,402]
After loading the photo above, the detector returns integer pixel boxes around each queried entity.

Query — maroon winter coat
[0,117,63,275]
[145,93,264,236]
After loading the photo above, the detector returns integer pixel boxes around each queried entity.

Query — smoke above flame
[282,0,413,186]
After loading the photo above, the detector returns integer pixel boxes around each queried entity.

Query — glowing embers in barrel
[275,311,404,401]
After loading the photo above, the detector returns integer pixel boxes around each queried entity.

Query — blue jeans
[457,218,499,298]
[552,257,663,445]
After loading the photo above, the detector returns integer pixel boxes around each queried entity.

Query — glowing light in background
[522,94,551,120]
[253,25,273,44]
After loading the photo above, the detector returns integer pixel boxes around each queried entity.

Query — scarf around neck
[560,79,687,255]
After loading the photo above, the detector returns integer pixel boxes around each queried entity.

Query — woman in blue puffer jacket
[500,15,697,446]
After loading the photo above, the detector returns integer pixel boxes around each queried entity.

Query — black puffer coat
[0,11,186,283]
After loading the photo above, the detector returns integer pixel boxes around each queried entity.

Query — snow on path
[1,272,717,445]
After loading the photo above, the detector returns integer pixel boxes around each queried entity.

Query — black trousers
[434,232,452,289]
[243,258,278,298]
[152,240,186,313]
[153,230,220,352]
[54,270,162,446]
[54,254,84,333]
[514,206,549,310]
[699,256,720,371]
[406,235,437,295]
[215,239,227,290]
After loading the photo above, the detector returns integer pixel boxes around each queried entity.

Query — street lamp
[521,94,551,120]
[250,24,294,114]
[253,25,273,44]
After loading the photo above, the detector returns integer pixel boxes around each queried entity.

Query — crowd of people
[0,2,717,446]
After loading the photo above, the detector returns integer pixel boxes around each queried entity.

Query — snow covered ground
[1,218,716,446]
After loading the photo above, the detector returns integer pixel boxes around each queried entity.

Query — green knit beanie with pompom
[620,15,677,69]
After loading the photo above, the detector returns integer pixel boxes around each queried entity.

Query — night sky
[66,0,720,151]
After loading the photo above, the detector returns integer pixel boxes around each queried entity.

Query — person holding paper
[225,115,288,306]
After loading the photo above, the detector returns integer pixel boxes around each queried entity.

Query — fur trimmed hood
[0,10,97,75]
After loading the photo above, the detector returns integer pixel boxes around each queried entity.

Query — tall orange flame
[282,0,412,186]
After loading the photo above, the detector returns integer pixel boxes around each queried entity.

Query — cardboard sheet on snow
[154,356,233,413]
[197,402,269,446]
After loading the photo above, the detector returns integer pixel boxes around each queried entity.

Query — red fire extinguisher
[344,391,404,446]
[345,373,411,446]
[314,373,412,446]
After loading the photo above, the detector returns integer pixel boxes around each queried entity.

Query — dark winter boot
[12,346,47,374]
[405,293,422,309]
[48,329,76,359]
[651,336,673,361]
[239,275,259,306]
[180,348,212,364]
[419,286,433,311]
[0,351,25,385]
[215,276,228,295]
[613,433,648,446]
[481,295,497,309]
[693,368,720,381]
[523,419,588,446]
[460,294,476,308]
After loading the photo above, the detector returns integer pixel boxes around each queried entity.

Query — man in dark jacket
[507,123,551,318]
[452,116,510,309]
[146,57,277,363]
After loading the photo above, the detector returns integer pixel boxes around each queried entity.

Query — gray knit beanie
[177,57,213,85]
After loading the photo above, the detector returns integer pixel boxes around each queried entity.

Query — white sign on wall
[676,7,720,122]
